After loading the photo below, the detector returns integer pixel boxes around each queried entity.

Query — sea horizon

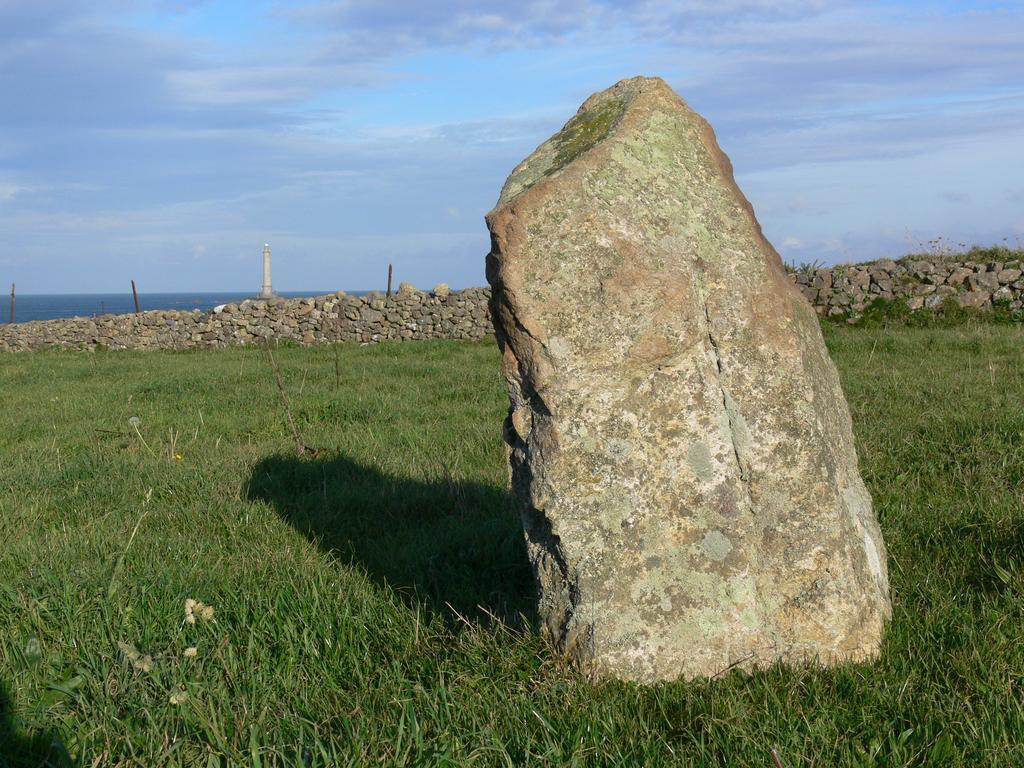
[0,290,372,324]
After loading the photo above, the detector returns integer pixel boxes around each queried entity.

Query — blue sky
[1,0,1022,294]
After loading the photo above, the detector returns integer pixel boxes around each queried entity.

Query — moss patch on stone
[493,94,630,207]
[547,97,626,177]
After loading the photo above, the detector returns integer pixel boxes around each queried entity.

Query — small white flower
[183,597,214,624]
[183,646,198,658]
[128,416,141,427]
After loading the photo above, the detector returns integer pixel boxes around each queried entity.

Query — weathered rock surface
[486,76,891,682]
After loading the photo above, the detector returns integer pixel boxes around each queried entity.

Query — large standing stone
[485,77,891,682]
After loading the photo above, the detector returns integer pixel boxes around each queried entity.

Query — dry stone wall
[791,257,1024,317]
[2,258,1021,353]
[0,284,491,353]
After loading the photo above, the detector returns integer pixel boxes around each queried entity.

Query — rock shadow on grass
[1,679,68,767]
[247,452,536,628]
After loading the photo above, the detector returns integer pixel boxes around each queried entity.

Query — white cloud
[2,0,1023,291]
[0,183,22,202]
[166,67,317,106]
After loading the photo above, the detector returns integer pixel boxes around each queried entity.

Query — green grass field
[1,325,1023,766]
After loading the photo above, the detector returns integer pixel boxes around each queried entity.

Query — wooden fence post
[8,283,14,324]
[131,279,141,313]
[386,263,393,298]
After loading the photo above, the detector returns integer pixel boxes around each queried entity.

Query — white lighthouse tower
[259,243,276,299]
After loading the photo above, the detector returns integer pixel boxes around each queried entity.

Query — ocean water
[0,291,358,324]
